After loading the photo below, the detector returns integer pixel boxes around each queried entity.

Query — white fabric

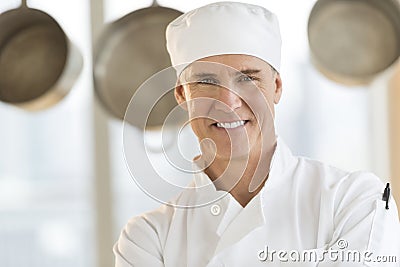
[166,1,282,76]
[114,136,400,266]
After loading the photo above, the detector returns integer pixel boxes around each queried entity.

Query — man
[114,2,400,266]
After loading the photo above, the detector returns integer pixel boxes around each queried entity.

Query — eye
[238,75,257,82]
[197,78,219,85]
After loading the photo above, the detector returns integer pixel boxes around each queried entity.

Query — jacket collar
[188,136,298,255]
[190,135,298,206]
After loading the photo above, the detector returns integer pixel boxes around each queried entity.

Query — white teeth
[216,120,246,129]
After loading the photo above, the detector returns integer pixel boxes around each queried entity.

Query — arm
[113,216,165,267]
[320,172,400,266]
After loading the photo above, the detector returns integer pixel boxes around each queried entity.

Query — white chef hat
[166,1,282,77]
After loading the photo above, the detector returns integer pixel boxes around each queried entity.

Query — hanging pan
[93,1,184,129]
[308,0,400,85]
[0,0,83,110]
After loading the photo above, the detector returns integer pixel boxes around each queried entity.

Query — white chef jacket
[114,136,400,266]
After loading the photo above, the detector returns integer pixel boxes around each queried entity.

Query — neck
[204,141,277,207]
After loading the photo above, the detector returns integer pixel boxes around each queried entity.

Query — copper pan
[308,0,400,85]
[0,0,83,110]
[93,1,183,128]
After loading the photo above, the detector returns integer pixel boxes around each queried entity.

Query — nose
[214,87,242,112]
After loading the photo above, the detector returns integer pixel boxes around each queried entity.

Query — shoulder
[119,174,201,243]
[296,155,383,193]
[297,156,399,223]
[293,156,392,218]
[123,203,175,247]
[114,203,176,265]
[294,157,400,248]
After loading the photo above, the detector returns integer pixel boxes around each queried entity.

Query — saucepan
[308,0,400,85]
[93,1,184,129]
[0,0,83,110]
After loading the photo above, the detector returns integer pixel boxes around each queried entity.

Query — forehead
[182,54,271,77]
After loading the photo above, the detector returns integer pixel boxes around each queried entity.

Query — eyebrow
[192,69,261,77]
[191,73,219,79]
[237,69,261,75]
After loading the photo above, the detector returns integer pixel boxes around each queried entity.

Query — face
[175,54,282,161]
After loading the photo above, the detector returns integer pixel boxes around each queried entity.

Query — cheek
[242,86,274,113]
[187,99,213,120]
[185,90,217,120]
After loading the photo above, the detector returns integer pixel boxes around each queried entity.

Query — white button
[210,204,221,216]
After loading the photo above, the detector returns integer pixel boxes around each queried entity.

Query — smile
[214,120,248,129]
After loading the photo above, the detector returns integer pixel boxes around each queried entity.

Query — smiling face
[175,54,282,161]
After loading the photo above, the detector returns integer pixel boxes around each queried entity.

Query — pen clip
[382,183,390,210]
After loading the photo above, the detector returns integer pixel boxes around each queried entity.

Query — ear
[174,83,188,111]
[273,72,283,104]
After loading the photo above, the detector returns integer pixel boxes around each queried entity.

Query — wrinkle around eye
[237,75,260,82]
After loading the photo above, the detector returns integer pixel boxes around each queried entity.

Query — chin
[215,144,252,161]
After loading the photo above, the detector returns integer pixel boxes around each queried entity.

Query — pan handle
[20,0,28,8]
[151,0,159,7]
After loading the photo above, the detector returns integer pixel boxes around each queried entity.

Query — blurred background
[0,0,399,266]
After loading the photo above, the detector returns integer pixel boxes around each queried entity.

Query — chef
[114,2,400,266]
